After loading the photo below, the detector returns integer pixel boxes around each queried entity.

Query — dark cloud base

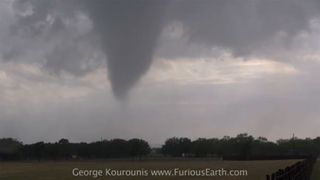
[3,0,320,99]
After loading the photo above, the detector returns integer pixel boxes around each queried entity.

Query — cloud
[168,0,320,56]
[83,0,168,99]
[143,56,298,86]
[1,0,320,100]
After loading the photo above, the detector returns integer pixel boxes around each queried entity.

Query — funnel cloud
[1,0,320,144]
[85,1,168,99]
[3,0,320,99]
[6,0,320,99]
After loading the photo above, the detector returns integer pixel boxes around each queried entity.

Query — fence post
[266,156,317,180]
[266,174,270,180]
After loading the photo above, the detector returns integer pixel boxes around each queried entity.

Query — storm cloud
[3,0,320,99]
[171,0,320,56]
[1,0,320,144]
[84,0,168,99]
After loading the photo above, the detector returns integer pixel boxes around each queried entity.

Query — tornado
[85,0,168,99]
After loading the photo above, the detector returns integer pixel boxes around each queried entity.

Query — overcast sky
[1,0,320,145]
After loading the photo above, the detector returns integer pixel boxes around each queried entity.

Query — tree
[128,139,151,157]
[234,133,254,158]
[191,138,212,157]
[34,142,45,161]
[57,139,72,159]
[58,138,69,145]
[109,139,130,157]
[0,138,22,160]
[162,137,192,157]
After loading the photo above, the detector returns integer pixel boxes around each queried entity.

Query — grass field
[0,160,299,180]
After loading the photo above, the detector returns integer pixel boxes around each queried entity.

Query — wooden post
[266,174,270,180]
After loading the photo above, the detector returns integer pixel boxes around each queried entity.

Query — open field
[0,160,299,180]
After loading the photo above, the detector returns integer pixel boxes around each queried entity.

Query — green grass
[0,160,298,180]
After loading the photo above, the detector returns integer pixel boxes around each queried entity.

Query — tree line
[0,138,150,160]
[1,133,320,160]
[162,134,320,159]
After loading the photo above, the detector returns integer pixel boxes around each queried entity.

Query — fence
[266,157,316,180]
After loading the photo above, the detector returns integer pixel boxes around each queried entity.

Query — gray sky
[1,0,320,145]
